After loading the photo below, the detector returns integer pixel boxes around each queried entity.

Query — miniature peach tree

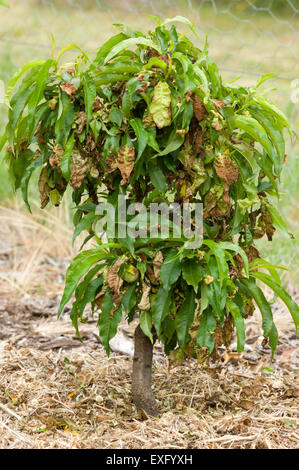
[2,17,298,416]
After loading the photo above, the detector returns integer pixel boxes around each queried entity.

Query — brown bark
[131,324,159,417]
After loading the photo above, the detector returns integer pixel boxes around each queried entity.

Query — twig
[0,403,22,422]
[189,376,199,409]
[0,421,34,446]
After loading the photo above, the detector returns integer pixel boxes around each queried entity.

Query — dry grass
[0,201,73,296]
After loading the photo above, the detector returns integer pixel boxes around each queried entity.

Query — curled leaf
[153,251,163,281]
[60,82,77,96]
[149,81,171,129]
[49,144,63,169]
[192,94,207,121]
[214,154,239,186]
[106,257,126,296]
[38,167,50,209]
[116,145,135,185]
[75,111,87,134]
[138,284,151,311]
[71,151,87,188]
[211,98,226,111]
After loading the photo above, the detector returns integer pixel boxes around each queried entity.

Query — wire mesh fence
[0,0,298,125]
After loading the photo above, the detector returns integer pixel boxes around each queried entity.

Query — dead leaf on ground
[239,399,255,410]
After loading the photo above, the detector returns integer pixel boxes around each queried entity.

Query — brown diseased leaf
[191,95,207,121]
[239,399,255,410]
[211,98,226,111]
[259,206,275,241]
[214,154,239,186]
[38,167,50,209]
[192,126,204,154]
[206,190,231,218]
[244,245,260,264]
[93,96,103,112]
[70,151,87,189]
[153,251,163,281]
[49,144,63,169]
[105,154,117,173]
[138,284,151,311]
[60,82,76,96]
[106,258,126,296]
[116,145,135,185]
[75,112,87,134]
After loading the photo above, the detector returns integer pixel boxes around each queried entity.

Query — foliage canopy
[2,16,298,361]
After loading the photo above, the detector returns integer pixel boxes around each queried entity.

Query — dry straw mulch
[0,341,298,449]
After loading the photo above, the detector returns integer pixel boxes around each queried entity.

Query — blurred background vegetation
[0,0,298,285]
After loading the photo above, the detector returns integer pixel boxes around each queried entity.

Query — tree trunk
[132,324,159,416]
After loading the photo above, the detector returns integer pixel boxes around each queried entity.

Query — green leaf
[122,77,142,118]
[104,37,161,64]
[162,16,197,36]
[200,283,209,314]
[58,248,111,317]
[83,74,96,132]
[218,241,249,278]
[251,272,299,334]
[60,133,74,181]
[4,60,45,107]
[71,275,103,339]
[255,97,292,136]
[234,115,275,162]
[239,277,278,353]
[160,251,181,291]
[249,107,284,174]
[122,282,137,319]
[182,260,204,293]
[148,160,167,192]
[20,154,42,212]
[265,202,291,237]
[27,59,54,139]
[149,81,171,129]
[254,73,276,89]
[151,287,171,339]
[144,57,167,72]
[57,44,89,62]
[7,82,35,147]
[72,212,97,245]
[175,289,196,349]
[74,264,103,301]
[139,311,153,343]
[95,33,128,65]
[202,240,228,287]
[0,1,10,8]
[110,108,123,127]
[97,292,122,355]
[55,92,75,146]
[249,258,287,285]
[226,299,245,353]
[129,118,148,161]
[196,310,217,354]
[156,130,184,156]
